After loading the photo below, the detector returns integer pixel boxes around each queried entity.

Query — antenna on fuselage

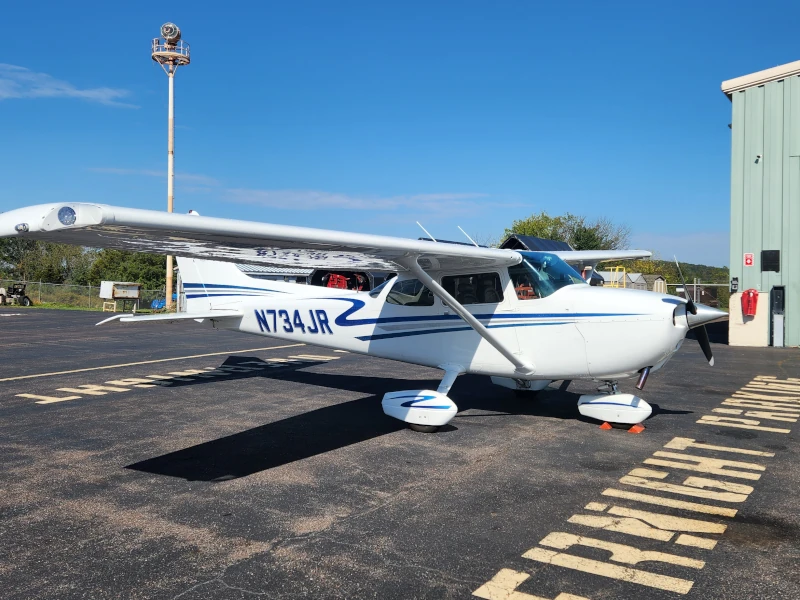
[457,225,479,247]
[416,221,437,242]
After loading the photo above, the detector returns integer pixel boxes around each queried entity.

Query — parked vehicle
[0,283,32,306]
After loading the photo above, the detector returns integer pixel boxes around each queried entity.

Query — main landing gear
[408,423,440,433]
[381,365,463,433]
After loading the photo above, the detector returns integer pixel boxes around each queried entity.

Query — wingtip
[709,357,715,367]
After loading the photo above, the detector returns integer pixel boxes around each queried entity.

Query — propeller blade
[695,325,714,366]
[673,256,697,315]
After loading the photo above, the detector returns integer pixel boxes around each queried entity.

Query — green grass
[3,302,162,314]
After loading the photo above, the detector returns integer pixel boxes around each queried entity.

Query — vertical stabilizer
[175,257,304,313]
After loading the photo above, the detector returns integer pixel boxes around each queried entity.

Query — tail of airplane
[97,257,319,326]
[176,257,312,313]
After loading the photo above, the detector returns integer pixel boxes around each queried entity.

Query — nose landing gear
[577,379,652,428]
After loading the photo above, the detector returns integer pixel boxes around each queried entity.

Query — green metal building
[723,61,800,347]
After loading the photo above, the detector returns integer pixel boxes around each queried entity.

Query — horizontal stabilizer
[96,310,243,326]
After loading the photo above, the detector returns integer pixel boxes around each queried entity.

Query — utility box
[100,281,142,312]
[100,281,141,300]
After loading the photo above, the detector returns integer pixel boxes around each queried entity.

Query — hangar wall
[725,64,800,347]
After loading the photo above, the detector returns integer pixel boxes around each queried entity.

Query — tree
[0,239,95,284]
[570,224,603,251]
[503,211,631,250]
[0,241,166,290]
[504,212,569,244]
[614,258,729,284]
[0,239,36,277]
[86,250,166,290]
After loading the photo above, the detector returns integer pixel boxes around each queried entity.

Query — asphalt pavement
[0,308,798,599]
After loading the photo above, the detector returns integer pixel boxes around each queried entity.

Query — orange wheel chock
[599,422,613,430]
[628,423,646,434]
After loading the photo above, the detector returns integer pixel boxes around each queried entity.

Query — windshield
[512,252,586,298]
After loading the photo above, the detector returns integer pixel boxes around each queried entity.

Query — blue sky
[0,1,797,266]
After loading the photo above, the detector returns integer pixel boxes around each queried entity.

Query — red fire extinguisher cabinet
[741,289,758,317]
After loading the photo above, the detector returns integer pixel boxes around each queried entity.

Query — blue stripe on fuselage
[183,282,288,294]
[356,321,570,341]
[326,298,638,328]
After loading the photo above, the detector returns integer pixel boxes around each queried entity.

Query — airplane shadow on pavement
[126,356,691,482]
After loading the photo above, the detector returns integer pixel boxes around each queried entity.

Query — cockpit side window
[509,263,541,300]
[441,273,504,305]
[385,278,435,306]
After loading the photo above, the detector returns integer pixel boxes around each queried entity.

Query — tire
[21,296,32,307]
[514,389,540,399]
[409,423,439,433]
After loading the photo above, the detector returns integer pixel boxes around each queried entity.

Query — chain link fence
[667,282,731,311]
[2,277,731,312]
[0,279,164,311]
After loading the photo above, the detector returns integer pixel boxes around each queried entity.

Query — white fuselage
[186,263,688,383]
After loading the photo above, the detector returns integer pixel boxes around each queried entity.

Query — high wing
[552,250,652,263]
[0,202,653,378]
[552,249,652,271]
[0,203,521,273]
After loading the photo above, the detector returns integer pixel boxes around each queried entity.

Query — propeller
[674,257,714,366]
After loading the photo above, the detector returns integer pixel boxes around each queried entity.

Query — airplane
[0,203,727,432]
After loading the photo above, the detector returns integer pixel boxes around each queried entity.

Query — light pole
[152,22,190,310]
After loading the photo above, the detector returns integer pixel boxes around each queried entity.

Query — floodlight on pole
[151,23,190,310]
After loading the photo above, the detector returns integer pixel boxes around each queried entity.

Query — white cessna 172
[1,203,726,431]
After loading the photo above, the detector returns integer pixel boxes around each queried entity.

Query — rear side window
[441,273,504,305]
[386,279,435,306]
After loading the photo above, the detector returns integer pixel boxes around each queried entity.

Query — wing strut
[406,258,535,376]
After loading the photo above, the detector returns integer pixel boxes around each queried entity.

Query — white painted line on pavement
[0,344,305,383]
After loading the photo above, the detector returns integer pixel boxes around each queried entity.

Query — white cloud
[0,64,136,108]
[224,189,491,212]
[87,168,502,215]
[630,231,730,268]
[88,167,218,186]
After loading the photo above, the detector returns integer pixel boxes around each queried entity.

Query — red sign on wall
[744,253,754,267]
